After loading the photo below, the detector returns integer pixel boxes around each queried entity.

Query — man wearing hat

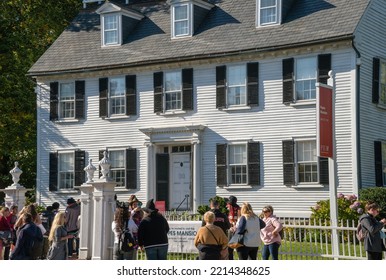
[138,199,169,260]
[65,197,80,257]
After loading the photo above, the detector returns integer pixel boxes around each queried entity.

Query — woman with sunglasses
[260,205,283,260]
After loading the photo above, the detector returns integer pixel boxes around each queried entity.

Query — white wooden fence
[134,212,386,260]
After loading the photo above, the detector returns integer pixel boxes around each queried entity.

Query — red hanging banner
[317,84,333,158]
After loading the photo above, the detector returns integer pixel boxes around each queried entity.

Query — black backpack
[119,229,135,253]
[29,225,44,260]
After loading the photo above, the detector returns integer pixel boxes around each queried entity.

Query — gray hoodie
[359,213,385,252]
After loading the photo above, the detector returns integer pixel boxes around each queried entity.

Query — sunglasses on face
[263,209,270,213]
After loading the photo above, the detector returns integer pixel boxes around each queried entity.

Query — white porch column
[90,181,116,260]
[145,142,155,201]
[78,184,94,260]
[192,140,201,212]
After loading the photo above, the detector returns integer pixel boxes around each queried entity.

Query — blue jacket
[10,222,42,260]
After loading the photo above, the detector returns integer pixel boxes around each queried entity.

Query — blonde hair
[48,212,66,241]
[241,202,257,219]
[203,211,215,224]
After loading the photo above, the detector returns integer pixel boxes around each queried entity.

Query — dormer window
[173,4,191,37]
[257,0,281,27]
[103,14,120,46]
[171,0,213,39]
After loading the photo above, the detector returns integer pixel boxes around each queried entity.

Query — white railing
[140,213,385,260]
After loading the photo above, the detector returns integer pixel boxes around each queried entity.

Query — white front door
[170,153,191,210]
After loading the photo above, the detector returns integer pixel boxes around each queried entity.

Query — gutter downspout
[352,38,362,192]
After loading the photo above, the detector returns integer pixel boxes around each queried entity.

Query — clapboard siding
[354,0,386,187]
[36,50,358,217]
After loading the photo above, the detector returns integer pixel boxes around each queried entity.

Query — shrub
[310,193,365,224]
[197,196,229,215]
[359,187,386,219]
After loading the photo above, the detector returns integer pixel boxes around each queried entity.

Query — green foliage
[359,187,386,219]
[310,193,365,224]
[0,0,81,203]
[197,196,229,215]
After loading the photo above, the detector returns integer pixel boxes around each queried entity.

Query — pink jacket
[260,215,282,245]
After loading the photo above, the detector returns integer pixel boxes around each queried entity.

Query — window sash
[174,5,189,36]
[59,83,75,119]
[104,15,118,45]
[260,0,277,25]
[109,77,125,115]
[295,57,317,100]
[382,142,386,186]
[296,141,318,183]
[109,150,125,187]
[227,65,247,106]
[58,153,74,189]
[380,61,386,105]
[165,71,182,110]
[229,144,247,184]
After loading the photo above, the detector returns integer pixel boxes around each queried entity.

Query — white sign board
[167,221,201,253]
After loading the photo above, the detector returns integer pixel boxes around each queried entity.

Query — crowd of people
[0,196,385,260]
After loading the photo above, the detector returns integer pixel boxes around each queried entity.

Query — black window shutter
[282,140,295,185]
[126,75,137,116]
[318,54,331,84]
[216,66,226,109]
[99,150,105,178]
[216,144,227,187]
[318,157,329,185]
[75,80,85,119]
[248,142,260,185]
[99,78,108,117]
[154,72,164,113]
[374,141,383,186]
[74,150,86,186]
[247,62,259,106]
[372,58,380,104]
[156,153,169,209]
[49,152,58,191]
[50,82,59,121]
[282,58,294,104]
[182,68,194,111]
[126,148,137,189]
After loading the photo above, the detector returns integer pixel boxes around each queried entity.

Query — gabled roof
[29,0,370,76]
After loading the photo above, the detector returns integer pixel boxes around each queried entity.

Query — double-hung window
[258,0,279,27]
[103,14,119,46]
[58,152,74,190]
[173,4,190,37]
[109,150,125,187]
[380,60,386,106]
[296,140,317,183]
[227,65,247,106]
[295,57,317,101]
[229,144,247,184]
[216,142,260,187]
[165,71,182,110]
[59,82,75,119]
[109,77,126,115]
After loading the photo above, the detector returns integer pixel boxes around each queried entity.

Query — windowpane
[59,153,74,189]
[165,71,182,110]
[380,61,386,105]
[59,83,75,119]
[296,57,317,100]
[260,0,277,25]
[110,150,125,187]
[104,15,118,45]
[297,141,317,183]
[110,77,125,115]
[228,65,246,106]
[382,143,386,186]
[174,5,189,36]
[229,145,247,164]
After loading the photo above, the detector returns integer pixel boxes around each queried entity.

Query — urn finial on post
[84,159,97,183]
[9,161,23,188]
[99,151,111,179]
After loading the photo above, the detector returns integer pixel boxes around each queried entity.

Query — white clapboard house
[28,0,386,217]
